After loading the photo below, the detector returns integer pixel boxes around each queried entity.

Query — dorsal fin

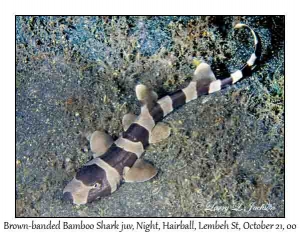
[135,84,158,109]
[193,62,216,87]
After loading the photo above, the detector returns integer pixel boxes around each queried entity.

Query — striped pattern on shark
[63,23,261,205]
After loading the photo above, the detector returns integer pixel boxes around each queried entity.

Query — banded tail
[143,23,262,124]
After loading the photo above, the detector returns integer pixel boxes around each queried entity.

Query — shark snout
[63,177,91,205]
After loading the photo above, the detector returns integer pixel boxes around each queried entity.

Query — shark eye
[93,182,101,189]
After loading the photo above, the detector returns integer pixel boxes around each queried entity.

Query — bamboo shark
[63,23,261,205]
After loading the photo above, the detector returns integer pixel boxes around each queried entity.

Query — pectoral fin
[193,62,216,87]
[123,159,158,182]
[122,113,137,131]
[149,122,171,144]
[89,131,114,158]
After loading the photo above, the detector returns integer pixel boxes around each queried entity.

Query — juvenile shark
[63,23,261,205]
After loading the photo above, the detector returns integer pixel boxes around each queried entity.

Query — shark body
[63,24,261,205]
